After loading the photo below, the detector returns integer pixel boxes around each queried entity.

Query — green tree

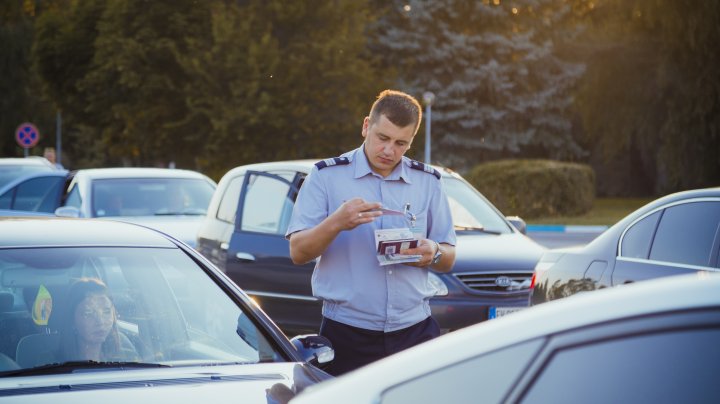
[31,0,386,175]
[32,0,106,167]
[80,0,213,168]
[1,0,55,158]
[370,0,586,169]
[179,0,387,178]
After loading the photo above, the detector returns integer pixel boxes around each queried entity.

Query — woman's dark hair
[58,278,121,361]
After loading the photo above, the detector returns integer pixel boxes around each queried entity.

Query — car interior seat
[0,352,19,371]
[15,332,60,369]
[15,284,67,368]
[0,291,40,362]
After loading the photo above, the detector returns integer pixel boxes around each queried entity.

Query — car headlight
[428,272,449,296]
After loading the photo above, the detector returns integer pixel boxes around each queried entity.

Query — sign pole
[56,110,62,166]
[422,92,435,164]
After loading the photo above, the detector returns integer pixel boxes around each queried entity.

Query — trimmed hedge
[463,159,595,219]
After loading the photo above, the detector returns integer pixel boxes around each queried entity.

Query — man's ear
[361,116,370,139]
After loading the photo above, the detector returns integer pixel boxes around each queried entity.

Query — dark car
[196,160,545,336]
[531,187,720,305]
[0,217,332,402]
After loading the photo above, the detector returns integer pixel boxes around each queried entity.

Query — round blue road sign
[15,122,40,148]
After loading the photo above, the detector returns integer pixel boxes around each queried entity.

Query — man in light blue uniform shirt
[286,89,456,375]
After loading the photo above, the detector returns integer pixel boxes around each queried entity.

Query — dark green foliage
[25,0,386,176]
[464,159,595,219]
[31,0,106,167]
[0,0,56,157]
[5,0,716,199]
[574,0,720,194]
[176,0,387,179]
[371,1,587,168]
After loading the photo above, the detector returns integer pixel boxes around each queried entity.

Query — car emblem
[495,276,512,288]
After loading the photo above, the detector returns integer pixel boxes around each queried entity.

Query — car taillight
[530,254,561,289]
[530,271,538,289]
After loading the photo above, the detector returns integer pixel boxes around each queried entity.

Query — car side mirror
[290,334,334,368]
[55,206,81,218]
[506,216,527,234]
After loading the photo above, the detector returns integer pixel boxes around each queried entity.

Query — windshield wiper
[2,360,170,377]
[454,224,502,234]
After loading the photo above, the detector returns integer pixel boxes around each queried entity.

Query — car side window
[240,173,293,236]
[380,339,544,404]
[520,328,720,403]
[620,210,661,259]
[648,201,720,267]
[217,175,244,224]
[0,177,63,212]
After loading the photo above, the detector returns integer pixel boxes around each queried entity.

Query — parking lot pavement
[526,225,608,249]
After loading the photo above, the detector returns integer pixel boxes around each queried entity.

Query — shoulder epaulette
[409,160,441,179]
[315,157,350,170]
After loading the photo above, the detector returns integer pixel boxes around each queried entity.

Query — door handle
[235,252,256,262]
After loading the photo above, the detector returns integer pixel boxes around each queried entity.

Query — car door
[513,308,720,403]
[0,172,68,213]
[225,170,320,335]
[612,200,720,285]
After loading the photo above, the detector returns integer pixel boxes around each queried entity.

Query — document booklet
[374,228,422,266]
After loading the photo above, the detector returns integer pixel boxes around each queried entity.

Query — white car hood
[0,363,318,403]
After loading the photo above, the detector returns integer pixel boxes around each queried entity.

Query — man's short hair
[369,90,422,135]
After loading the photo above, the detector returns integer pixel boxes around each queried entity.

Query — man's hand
[289,198,382,265]
[401,240,455,272]
[331,198,383,231]
[400,239,437,268]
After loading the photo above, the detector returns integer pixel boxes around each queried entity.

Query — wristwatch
[431,241,443,265]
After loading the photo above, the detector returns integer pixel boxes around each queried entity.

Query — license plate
[489,306,525,319]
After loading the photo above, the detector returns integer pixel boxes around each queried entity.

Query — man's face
[362,114,415,177]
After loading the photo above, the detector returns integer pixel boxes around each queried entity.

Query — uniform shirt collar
[353,146,412,183]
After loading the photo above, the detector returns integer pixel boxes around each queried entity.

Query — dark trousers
[319,316,440,376]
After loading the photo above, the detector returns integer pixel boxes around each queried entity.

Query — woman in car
[58,278,138,362]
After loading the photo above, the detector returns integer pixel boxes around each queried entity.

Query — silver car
[0,167,216,248]
[0,217,332,403]
[291,272,720,403]
[530,187,720,306]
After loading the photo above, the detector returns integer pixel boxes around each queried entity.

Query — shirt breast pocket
[409,211,428,239]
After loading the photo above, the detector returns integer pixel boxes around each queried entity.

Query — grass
[527,198,654,226]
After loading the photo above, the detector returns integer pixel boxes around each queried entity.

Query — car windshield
[92,178,215,217]
[442,177,513,234]
[0,246,284,375]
